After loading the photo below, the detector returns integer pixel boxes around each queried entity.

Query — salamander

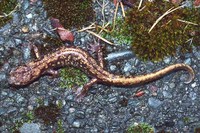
[8,45,195,99]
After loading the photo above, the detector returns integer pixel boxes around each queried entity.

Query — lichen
[59,67,89,89]
[0,0,17,27]
[43,0,95,29]
[105,0,200,61]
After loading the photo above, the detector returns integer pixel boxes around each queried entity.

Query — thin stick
[86,30,114,45]
[78,23,96,32]
[138,0,143,10]
[148,5,183,33]
[0,3,19,18]
[111,1,119,32]
[120,2,126,17]
[101,0,105,27]
[177,19,198,26]
[98,22,110,34]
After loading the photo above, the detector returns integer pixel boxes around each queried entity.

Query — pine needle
[148,5,183,33]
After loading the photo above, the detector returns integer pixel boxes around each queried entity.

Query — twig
[86,30,114,45]
[138,0,143,10]
[177,19,198,26]
[148,5,183,33]
[111,1,119,32]
[101,0,105,27]
[0,3,19,18]
[78,23,96,32]
[120,2,125,17]
[98,22,110,34]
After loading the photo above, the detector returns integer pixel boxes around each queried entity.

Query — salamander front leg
[88,39,104,67]
[75,78,98,102]
[32,44,41,59]
[45,69,59,78]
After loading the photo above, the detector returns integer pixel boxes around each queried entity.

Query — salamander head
[8,65,37,86]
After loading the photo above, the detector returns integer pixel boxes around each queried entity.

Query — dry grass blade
[138,0,143,10]
[86,30,114,45]
[111,1,119,32]
[78,23,96,32]
[177,19,198,26]
[0,3,19,18]
[120,2,125,17]
[148,5,183,33]
[98,22,110,34]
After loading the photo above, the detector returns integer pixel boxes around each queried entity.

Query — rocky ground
[0,0,200,133]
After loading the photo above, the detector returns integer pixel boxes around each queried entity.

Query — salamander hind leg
[75,78,97,102]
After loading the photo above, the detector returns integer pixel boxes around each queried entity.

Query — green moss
[57,119,64,133]
[34,103,61,124]
[59,67,88,89]
[126,123,154,133]
[43,0,95,29]
[105,0,200,61]
[102,18,133,45]
[11,111,35,132]
[0,0,17,27]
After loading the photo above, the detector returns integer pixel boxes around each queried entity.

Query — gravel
[0,0,200,132]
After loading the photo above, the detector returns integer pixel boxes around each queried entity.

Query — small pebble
[22,26,29,33]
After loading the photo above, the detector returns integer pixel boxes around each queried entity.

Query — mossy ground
[34,103,61,125]
[0,0,17,27]
[104,0,200,61]
[59,67,89,89]
[43,0,95,29]
[126,123,154,133]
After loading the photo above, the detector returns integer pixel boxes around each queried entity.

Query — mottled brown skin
[8,46,195,99]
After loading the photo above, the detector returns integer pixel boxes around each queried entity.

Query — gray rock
[0,108,6,115]
[148,97,162,108]
[163,91,172,99]
[105,50,134,61]
[75,110,85,119]
[20,123,41,133]
[110,65,117,71]
[184,58,191,65]
[0,37,4,45]
[123,62,132,73]
[164,57,171,64]
[72,121,81,128]
[7,106,17,114]
[189,92,197,100]
[169,83,176,88]
[0,72,6,81]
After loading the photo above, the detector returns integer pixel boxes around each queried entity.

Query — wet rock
[75,110,85,119]
[105,50,134,61]
[110,65,117,71]
[72,120,81,128]
[123,62,132,73]
[20,123,41,133]
[189,92,197,100]
[184,58,192,65]
[148,97,162,108]
[164,57,171,64]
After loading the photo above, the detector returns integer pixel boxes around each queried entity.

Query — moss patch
[0,0,17,27]
[126,123,154,133]
[60,67,88,89]
[43,0,95,29]
[105,1,200,61]
[34,103,61,124]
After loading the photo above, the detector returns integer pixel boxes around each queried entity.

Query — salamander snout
[8,66,32,86]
